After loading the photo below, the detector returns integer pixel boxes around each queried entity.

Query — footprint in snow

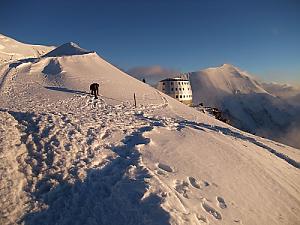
[174,179,190,198]
[157,163,174,173]
[216,196,227,209]
[188,176,210,189]
[188,176,201,189]
[202,202,222,220]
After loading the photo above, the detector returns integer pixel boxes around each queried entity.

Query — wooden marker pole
[134,93,137,108]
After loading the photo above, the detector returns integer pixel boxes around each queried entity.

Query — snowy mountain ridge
[0,34,55,64]
[0,37,299,225]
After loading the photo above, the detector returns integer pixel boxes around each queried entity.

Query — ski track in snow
[1,92,299,224]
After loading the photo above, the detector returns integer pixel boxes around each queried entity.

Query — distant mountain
[186,64,300,149]
[0,34,54,64]
[127,66,180,86]
[187,64,267,106]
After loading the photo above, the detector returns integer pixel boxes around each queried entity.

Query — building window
[180,95,182,98]
[176,95,178,98]
[163,82,165,85]
[171,88,174,91]
[179,88,181,91]
[162,88,165,91]
[183,88,185,91]
[175,88,178,91]
[171,82,173,85]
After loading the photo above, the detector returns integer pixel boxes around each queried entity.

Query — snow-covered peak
[189,64,266,100]
[43,42,94,57]
[219,63,236,69]
[205,63,237,71]
[206,64,246,76]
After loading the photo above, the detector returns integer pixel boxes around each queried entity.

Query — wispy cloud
[127,66,180,85]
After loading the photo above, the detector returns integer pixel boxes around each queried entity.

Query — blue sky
[1,0,299,83]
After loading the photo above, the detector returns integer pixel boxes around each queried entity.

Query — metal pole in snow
[134,93,137,108]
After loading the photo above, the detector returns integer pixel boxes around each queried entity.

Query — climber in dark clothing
[90,83,99,99]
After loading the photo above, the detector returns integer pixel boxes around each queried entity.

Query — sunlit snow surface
[0,34,54,64]
[0,42,299,225]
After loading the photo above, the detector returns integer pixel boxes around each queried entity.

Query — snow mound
[43,42,94,57]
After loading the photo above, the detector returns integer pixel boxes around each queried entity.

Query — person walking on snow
[90,83,99,99]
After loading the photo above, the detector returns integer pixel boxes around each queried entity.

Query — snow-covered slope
[187,64,300,149]
[0,34,54,64]
[0,43,299,225]
[188,64,267,106]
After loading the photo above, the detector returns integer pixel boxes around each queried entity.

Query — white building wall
[157,78,193,105]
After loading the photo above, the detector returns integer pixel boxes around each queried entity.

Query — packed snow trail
[1,94,172,225]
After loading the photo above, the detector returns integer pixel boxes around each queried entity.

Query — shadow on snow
[5,109,170,225]
[44,86,89,95]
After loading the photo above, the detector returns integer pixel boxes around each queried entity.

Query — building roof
[160,77,189,82]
